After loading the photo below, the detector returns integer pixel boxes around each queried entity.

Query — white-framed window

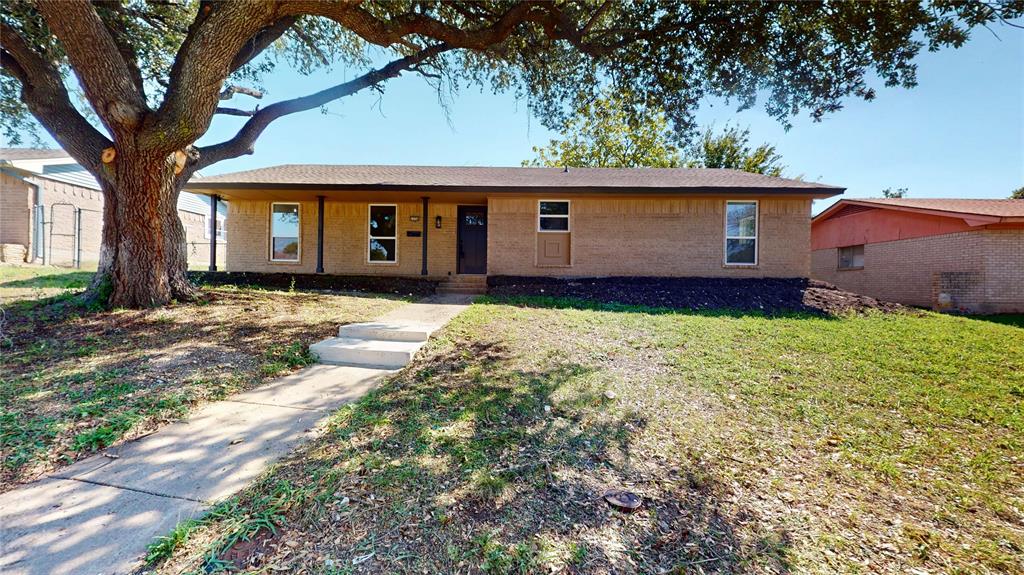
[270,203,300,262]
[203,214,226,240]
[838,244,864,270]
[538,200,570,232]
[724,200,758,265]
[368,204,397,263]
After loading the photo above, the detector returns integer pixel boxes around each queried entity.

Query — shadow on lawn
[965,314,1024,329]
[0,288,402,489]
[0,270,94,289]
[172,340,791,574]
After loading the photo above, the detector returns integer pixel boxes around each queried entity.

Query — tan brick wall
[0,173,32,257]
[488,196,811,277]
[811,228,1024,313]
[226,200,459,278]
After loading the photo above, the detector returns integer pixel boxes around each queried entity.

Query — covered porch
[191,187,490,281]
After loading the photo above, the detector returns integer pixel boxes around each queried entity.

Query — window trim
[203,213,226,241]
[537,199,571,233]
[367,203,399,264]
[269,202,301,263]
[723,200,758,266]
[837,244,865,271]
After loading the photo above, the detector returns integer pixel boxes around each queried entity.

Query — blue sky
[33,21,1024,213]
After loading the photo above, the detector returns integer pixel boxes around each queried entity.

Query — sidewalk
[0,295,471,575]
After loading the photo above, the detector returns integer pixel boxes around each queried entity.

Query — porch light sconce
[410,215,420,222]
[435,215,442,229]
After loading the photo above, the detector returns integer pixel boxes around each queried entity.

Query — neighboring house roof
[815,198,1024,224]
[188,164,843,196]
[0,148,225,216]
[0,147,71,161]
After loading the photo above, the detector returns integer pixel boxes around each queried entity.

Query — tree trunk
[87,150,196,308]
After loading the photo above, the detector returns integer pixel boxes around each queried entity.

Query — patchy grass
[0,278,405,490]
[0,264,96,303]
[146,300,1024,574]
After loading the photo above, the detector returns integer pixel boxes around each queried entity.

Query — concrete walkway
[0,295,471,575]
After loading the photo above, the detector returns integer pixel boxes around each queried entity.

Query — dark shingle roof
[189,164,842,194]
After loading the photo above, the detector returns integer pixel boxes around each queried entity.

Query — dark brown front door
[457,205,487,274]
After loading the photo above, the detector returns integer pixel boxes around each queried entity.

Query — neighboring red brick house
[811,198,1024,313]
[0,148,226,268]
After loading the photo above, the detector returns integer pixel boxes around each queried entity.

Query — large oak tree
[2,0,1021,307]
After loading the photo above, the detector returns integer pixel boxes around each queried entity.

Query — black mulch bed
[486,276,905,316]
[189,271,438,296]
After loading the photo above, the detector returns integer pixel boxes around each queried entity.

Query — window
[724,201,757,265]
[538,200,570,232]
[270,203,300,261]
[368,204,397,262]
[203,215,226,240]
[838,245,864,270]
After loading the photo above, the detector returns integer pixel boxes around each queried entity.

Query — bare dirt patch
[0,286,404,491]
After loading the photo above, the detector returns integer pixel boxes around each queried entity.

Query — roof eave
[186,181,844,198]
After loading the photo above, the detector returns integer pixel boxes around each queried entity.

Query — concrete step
[309,337,425,368]
[338,321,433,342]
[437,286,487,294]
[442,278,487,286]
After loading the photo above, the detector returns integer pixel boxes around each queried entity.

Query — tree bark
[88,150,195,308]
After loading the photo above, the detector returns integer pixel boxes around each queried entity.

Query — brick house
[185,165,842,288]
[0,148,226,268]
[811,198,1024,313]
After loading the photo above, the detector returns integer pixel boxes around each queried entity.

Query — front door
[457,205,487,274]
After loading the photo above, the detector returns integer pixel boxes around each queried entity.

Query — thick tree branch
[151,2,280,152]
[193,43,450,172]
[229,16,300,73]
[37,0,148,133]
[0,22,110,173]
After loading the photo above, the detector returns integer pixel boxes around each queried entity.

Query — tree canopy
[524,92,786,175]
[524,92,682,168]
[2,0,1021,307]
[1011,186,1024,199]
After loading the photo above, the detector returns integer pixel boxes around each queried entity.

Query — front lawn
[0,264,96,303]
[145,299,1024,574]
[0,273,406,490]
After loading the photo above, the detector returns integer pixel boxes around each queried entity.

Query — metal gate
[44,202,98,269]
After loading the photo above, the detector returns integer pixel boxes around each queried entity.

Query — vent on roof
[832,204,877,219]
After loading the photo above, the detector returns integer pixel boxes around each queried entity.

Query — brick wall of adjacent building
[226,200,458,277]
[811,228,1024,313]
[487,196,812,277]
[1,173,224,268]
[179,209,227,269]
[0,173,33,259]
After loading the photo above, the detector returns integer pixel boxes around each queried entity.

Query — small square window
[838,245,864,270]
[538,200,570,232]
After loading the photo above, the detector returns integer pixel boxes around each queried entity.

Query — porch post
[208,194,219,271]
[421,196,429,276]
[316,195,325,274]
